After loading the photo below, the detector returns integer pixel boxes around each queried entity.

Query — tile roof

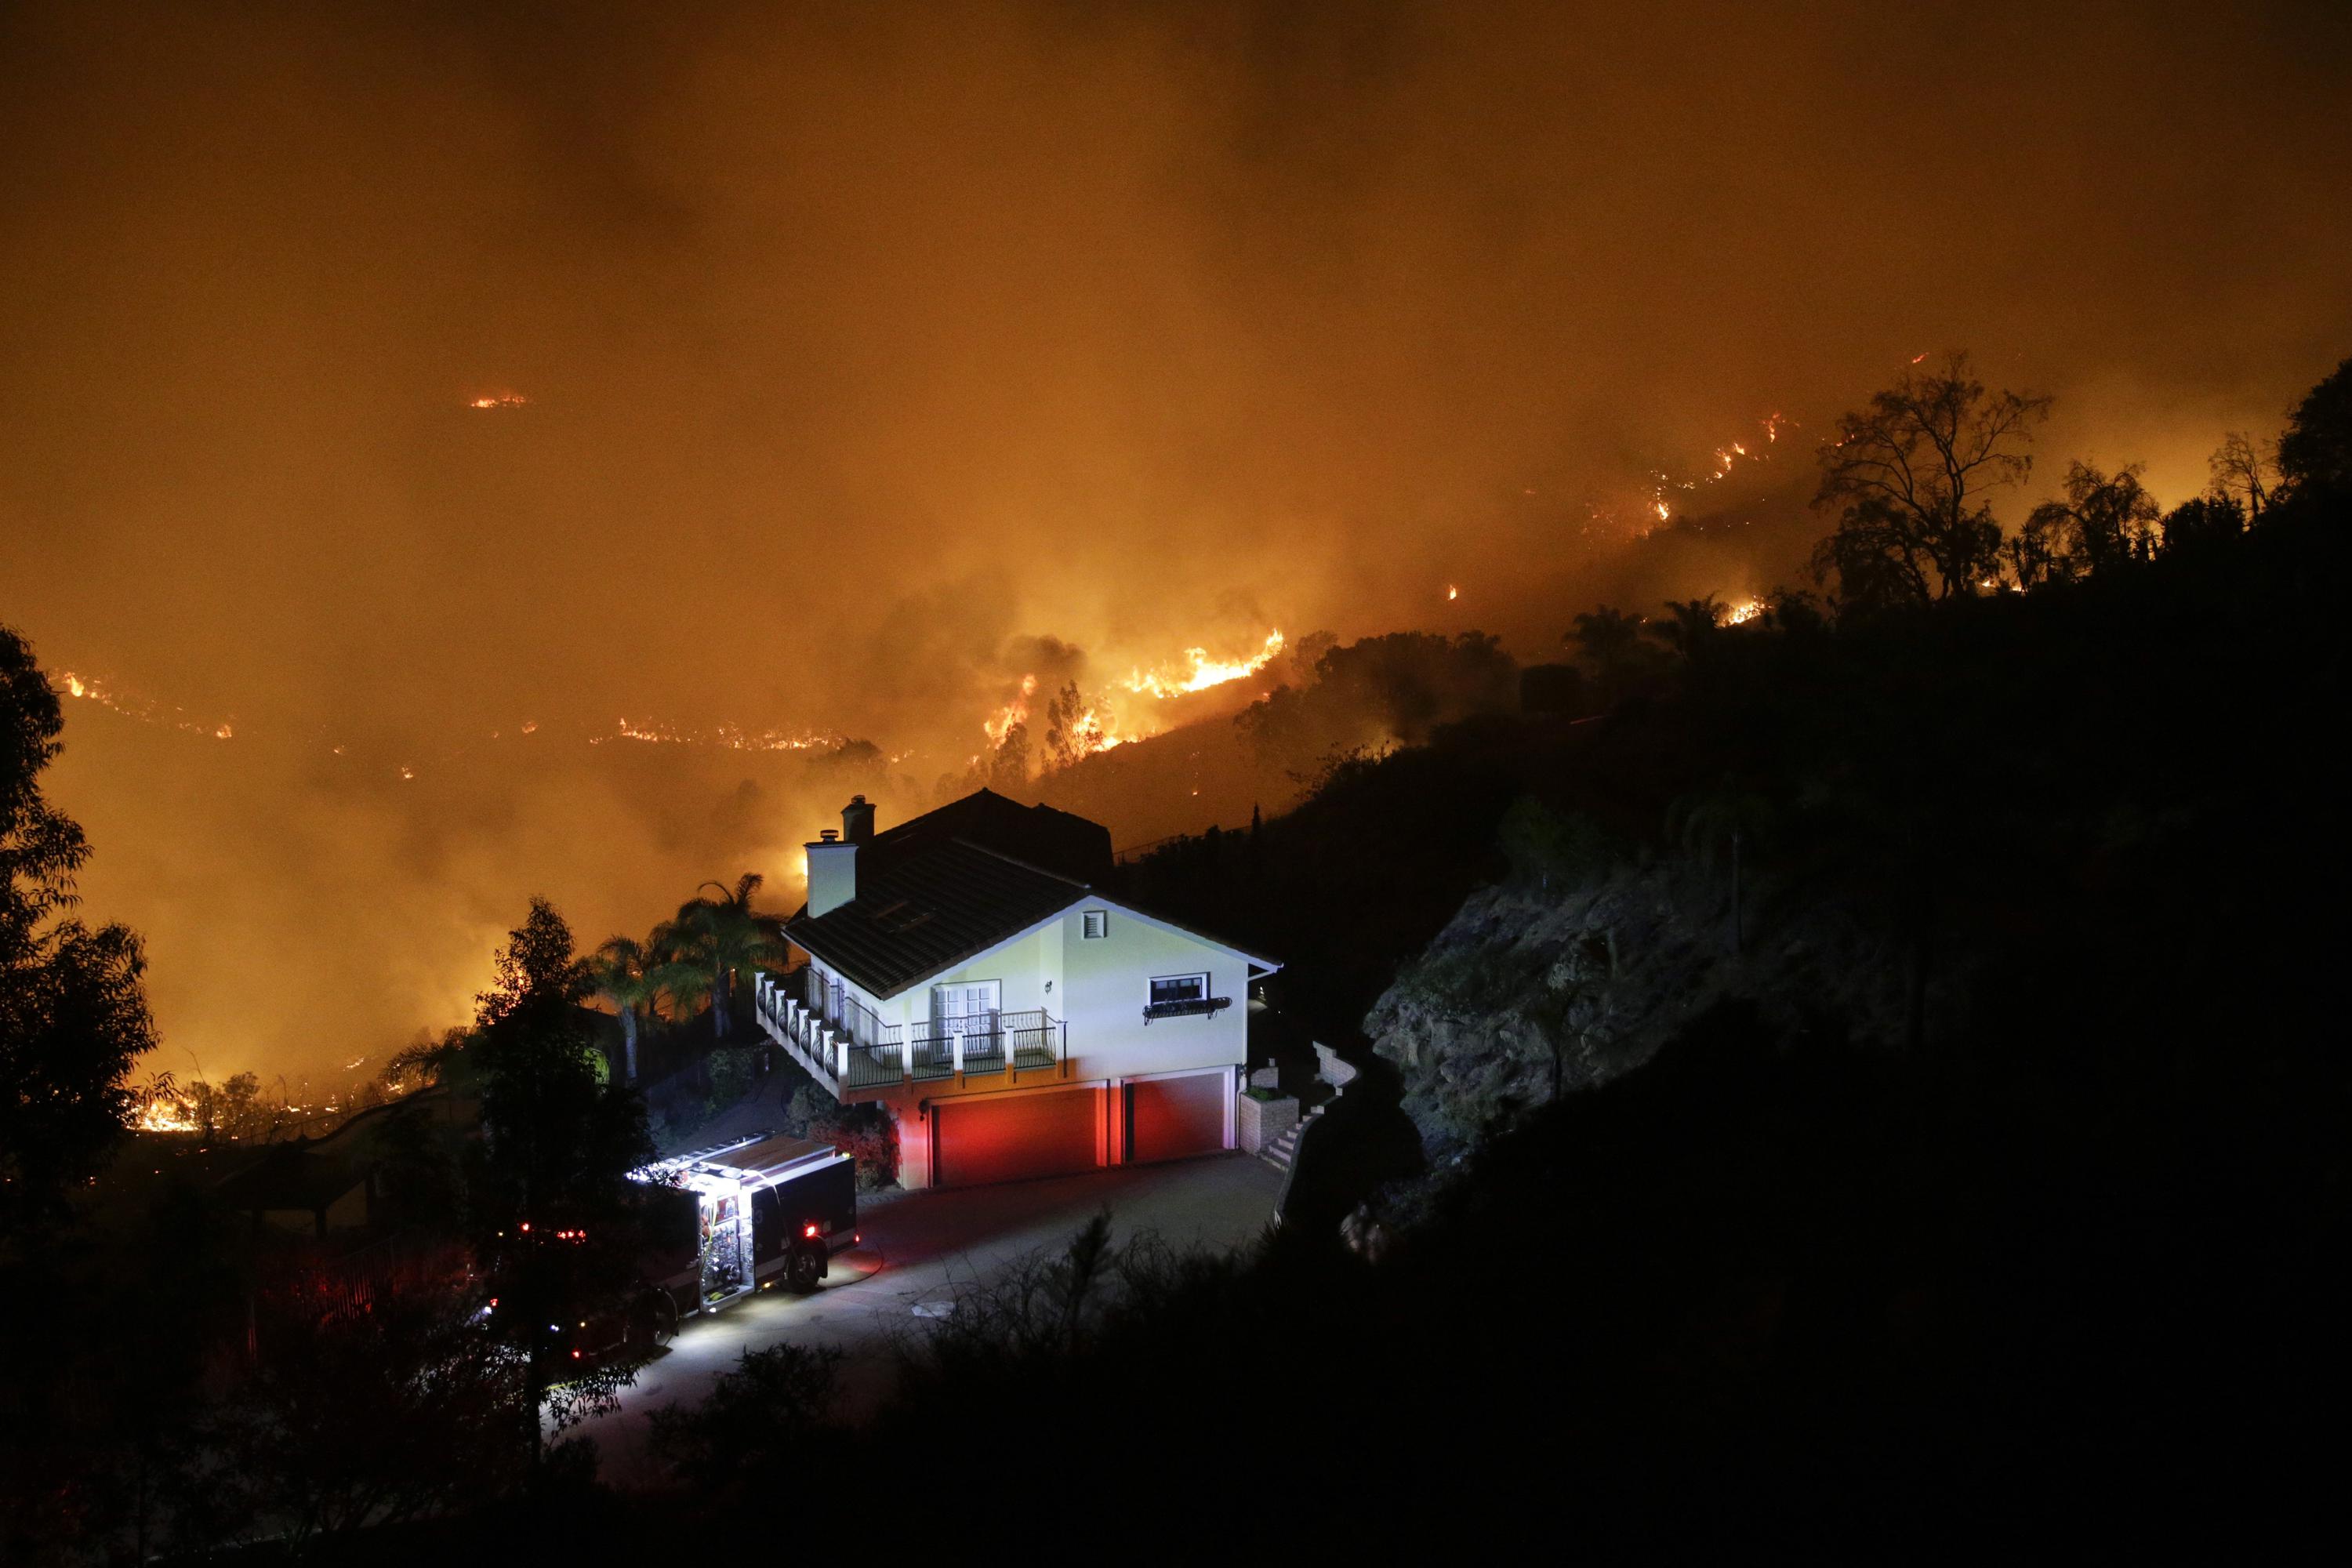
[855,788,1112,886]
[785,837,1089,1000]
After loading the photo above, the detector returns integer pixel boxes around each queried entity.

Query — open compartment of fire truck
[630,1131,858,1331]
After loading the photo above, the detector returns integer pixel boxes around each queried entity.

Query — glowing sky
[5,0,2347,1079]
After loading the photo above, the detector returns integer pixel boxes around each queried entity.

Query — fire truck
[625,1131,860,1344]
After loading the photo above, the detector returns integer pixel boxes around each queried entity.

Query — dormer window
[1082,909,1108,939]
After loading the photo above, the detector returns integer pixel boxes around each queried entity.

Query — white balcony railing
[753,972,1068,1098]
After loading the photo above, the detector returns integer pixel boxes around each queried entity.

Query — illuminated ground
[578,1152,1284,1489]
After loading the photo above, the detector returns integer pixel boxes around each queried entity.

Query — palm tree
[660,873,784,1040]
[1566,605,1646,667]
[1648,595,1727,659]
[645,922,713,1026]
[585,935,659,1083]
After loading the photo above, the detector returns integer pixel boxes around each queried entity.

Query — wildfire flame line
[54,626,1289,782]
[55,670,237,742]
[1120,630,1286,699]
[978,628,1287,765]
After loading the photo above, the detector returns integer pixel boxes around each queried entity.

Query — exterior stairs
[1258,1101,1327,1172]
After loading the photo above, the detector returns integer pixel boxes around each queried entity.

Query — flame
[1059,705,1127,757]
[1626,412,1795,535]
[1910,352,1929,365]
[132,1080,200,1134]
[1726,597,1764,626]
[1122,630,1286,699]
[136,1099,199,1134]
[603,717,836,751]
[1446,585,1459,601]
[984,673,1039,746]
[468,390,528,409]
[55,668,235,739]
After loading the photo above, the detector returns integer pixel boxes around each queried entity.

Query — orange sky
[5,0,2347,1080]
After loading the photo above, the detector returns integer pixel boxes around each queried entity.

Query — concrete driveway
[579,1152,1283,1489]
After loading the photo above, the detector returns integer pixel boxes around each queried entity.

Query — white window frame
[1082,909,1108,939]
[1147,972,1210,1008]
[931,979,1003,1025]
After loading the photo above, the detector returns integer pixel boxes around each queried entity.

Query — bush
[706,1046,760,1107]
[646,1343,841,1493]
[1497,796,1619,889]
[785,1085,899,1189]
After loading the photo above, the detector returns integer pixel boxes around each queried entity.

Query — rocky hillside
[1368,851,1955,1163]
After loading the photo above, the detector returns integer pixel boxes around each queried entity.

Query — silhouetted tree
[0,624,154,1255]
[466,899,654,1480]
[1811,353,2051,606]
[2277,355,2352,501]
[2209,430,2274,520]
[2023,461,2163,579]
[2161,494,2246,550]
[1567,604,1646,667]
[988,719,1033,793]
[1648,595,1729,659]
[1041,681,1101,773]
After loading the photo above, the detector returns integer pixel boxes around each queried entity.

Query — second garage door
[1128,1071,1229,1164]
[932,1087,1102,1188]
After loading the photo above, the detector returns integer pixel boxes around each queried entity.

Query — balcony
[753,972,1069,1101]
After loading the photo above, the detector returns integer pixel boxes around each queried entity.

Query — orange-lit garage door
[932,1088,1102,1188]
[1129,1071,1229,1164]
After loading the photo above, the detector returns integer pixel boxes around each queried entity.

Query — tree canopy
[0,624,154,1250]
[2276,354,2352,500]
[1811,353,2053,607]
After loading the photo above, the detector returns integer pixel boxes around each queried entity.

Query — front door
[931,981,1003,1069]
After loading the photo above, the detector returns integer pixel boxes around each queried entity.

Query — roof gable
[858,789,1112,886]
[786,838,1087,999]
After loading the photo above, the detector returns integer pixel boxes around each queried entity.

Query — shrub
[647,1343,841,1492]
[706,1045,759,1106]
[786,1084,898,1189]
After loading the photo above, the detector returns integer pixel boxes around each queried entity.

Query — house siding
[789,901,1258,1189]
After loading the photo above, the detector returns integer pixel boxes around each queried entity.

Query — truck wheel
[637,1290,677,1348]
[787,1244,824,1294]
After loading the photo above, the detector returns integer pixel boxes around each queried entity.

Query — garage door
[1129,1072,1229,1164]
[933,1088,1102,1188]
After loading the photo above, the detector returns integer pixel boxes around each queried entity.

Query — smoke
[4,0,2347,1077]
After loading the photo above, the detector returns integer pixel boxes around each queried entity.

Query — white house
[753,789,1279,1188]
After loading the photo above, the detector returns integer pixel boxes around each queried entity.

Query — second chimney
[842,793,876,844]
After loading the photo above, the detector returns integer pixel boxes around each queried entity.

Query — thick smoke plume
[4,1,2347,1077]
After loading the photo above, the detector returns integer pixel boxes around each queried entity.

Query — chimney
[842,793,876,844]
[805,827,858,916]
